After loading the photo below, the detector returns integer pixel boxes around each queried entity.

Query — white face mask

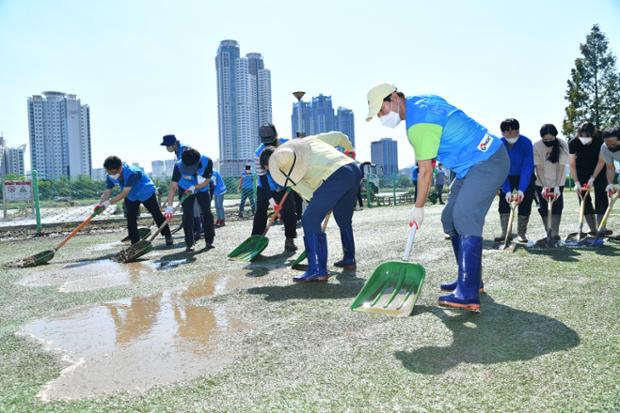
[380,111,401,128]
[505,136,519,144]
[109,173,120,180]
[579,137,592,145]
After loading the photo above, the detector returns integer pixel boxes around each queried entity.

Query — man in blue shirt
[96,156,173,246]
[238,164,256,217]
[252,123,298,251]
[496,118,536,243]
[367,83,509,312]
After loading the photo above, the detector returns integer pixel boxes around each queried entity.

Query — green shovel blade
[351,260,426,317]
[228,235,269,262]
[115,240,153,263]
[290,250,308,268]
[11,249,56,268]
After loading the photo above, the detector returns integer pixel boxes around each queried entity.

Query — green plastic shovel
[351,225,426,317]
[228,189,291,262]
[9,206,105,268]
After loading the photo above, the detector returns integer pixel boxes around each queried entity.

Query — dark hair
[181,148,201,165]
[103,156,122,170]
[260,146,275,169]
[500,118,520,132]
[602,127,620,140]
[245,164,251,170]
[383,91,405,102]
[577,122,596,138]
[539,123,558,138]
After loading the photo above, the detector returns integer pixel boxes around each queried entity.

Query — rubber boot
[494,213,510,242]
[438,235,482,312]
[284,237,297,251]
[516,215,530,243]
[551,215,562,241]
[585,214,597,235]
[334,227,356,270]
[293,233,329,282]
[440,234,484,293]
[596,214,612,236]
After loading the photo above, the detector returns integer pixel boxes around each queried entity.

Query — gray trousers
[441,146,510,237]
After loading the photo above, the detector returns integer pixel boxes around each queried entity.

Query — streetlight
[292,91,305,138]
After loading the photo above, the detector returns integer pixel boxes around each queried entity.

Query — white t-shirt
[600,143,620,164]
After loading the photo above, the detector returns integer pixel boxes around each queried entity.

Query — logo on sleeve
[477,133,493,152]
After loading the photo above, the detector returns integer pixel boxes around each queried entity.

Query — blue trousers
[441,146,510,237]
[214,194,225,220]
[302,163,361,235]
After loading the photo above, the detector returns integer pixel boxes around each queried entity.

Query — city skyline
[371,137,399,177]
[291,94,356,146]
[1,1,619,176]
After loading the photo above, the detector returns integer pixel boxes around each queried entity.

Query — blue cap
[160,134,178,146]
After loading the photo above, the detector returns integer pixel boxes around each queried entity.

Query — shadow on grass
[247,271,365,301]
[519,245,582,262]
[395,297,580,375]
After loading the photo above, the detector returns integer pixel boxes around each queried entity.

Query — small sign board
[3,181,32,202]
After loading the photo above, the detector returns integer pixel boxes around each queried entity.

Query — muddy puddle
[17,259,157,293]
[18,271,256,401]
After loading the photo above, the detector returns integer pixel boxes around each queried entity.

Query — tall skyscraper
[371,138,399,176]
[216,41,272,176]
[27,91,92,180]
[151,160,166,178]
[336,107,355,147]
[291,95,355,145]
[0,135,26,177]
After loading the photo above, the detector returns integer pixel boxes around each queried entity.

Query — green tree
[563,24,620,137]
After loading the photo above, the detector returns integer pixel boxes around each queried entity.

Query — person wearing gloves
[262,132,360,282]
[496,118,536,243]
[252,123,298,251]
[569,122,609,234]
[165,148,215,252]
[97,156,172,246]
[211,169,227,227]
[590,127,620,230]
[366,83,509,312]
[533,124,570,241]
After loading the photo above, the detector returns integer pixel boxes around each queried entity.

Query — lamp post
[293,91,305,138]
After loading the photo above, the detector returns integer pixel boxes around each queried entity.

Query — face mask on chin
[578,137,592,145]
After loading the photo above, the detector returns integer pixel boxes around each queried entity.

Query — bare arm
[99,189,112,203]
[110,187,131,204]
[607,162,617,185]
[555,163,565,188]
[536,165,551,188]
[415,160,433,208]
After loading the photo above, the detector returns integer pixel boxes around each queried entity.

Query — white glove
[164,206,174,220]
[504,192,512,203]
[542,187,553,199]
[101,200,111,208]
[553,186,561,200]
[197,176,206,184]
[587,177,594,188]
[185,185,196,194]
[606,184,618,197]
[573,181,581,192]
[409,206,424,229]
[515,190,524,204]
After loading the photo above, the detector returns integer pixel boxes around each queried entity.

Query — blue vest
[255,138,288,191]
[108,163,155,202]
[175,142,190,160]
[241,171,253,190]
[177,155,211,193]
[212,170,227,196]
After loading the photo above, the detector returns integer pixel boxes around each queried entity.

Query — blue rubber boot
[440,234,485,293]
[334,227,356,270]
[293,233,329,282]
[438,235,482,312]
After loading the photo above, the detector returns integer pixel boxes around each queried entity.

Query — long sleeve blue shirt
[501,135,534,193]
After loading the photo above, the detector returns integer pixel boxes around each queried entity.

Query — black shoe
[165,236,173,246]
[185,245,195,253]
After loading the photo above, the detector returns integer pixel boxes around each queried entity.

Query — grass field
[0,195,619,412]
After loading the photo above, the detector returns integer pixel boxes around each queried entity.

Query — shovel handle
[321,211,332,232]
[402,224,417,261]
[263,189,291,236]
[54,207,103,251]
[148,192,191,242]
[595,193,618,235]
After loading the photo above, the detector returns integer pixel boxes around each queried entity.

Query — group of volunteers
[93,81,619,313]
[494,118,619,244]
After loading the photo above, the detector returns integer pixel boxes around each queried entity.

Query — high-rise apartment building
[291,94,355,145]
[371,138,399,176]
[27,91,92,180]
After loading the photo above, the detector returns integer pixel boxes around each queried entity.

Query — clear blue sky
[1,0,619,173]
